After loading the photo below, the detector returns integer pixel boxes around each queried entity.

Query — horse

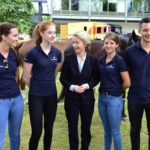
[16,30,139,66]
[16,39,72,67]
[15,30,138,100]
[57,33,135,101]
[15,39,72,89]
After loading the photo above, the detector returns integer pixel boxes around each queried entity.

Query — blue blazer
[60,53,99,103]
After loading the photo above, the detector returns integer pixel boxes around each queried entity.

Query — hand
[80,83,88,92]
[73,85,84,93]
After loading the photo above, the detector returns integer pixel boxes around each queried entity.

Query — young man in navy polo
[125,17,150,150]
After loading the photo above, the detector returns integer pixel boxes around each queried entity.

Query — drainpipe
[89,0,91,22]
[49,0,53,21]
[125,0,128,23]
[39,2,43,22]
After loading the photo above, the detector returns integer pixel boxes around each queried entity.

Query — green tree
[131,0,150,12]
[0,0,34,34]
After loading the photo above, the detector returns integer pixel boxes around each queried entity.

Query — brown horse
[16,39,72,67]
[15,30,138,96]
[16,30,138,68]
[57,34,134,101]
[16,39,104,90]
[15,39,73,90]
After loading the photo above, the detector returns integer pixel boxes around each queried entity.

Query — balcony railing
[53,10,88,16]
[53,10,150,19]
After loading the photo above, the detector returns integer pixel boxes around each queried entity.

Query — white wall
[79,0,89,11]
[91,0,103,12]
[53,0,61,10]
[117,0,125,12]
[107,21,139,34]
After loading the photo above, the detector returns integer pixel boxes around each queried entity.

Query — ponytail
[34,24,42,45]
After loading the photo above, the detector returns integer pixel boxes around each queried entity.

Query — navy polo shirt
[125,41,150,103]
[0,49,20,99]
[99,54,127,96]
[24,44,61,96]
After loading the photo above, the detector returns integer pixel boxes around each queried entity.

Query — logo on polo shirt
[107,65,115,69]
[51,56,58,61]
[24,57,28,61]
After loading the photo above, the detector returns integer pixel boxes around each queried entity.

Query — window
[103,0,116,12]
[72,0,79,10]
[62,0,69,10]
[103,1,108,11]
[97,27,101,33]
[84,26,87,31]
[109,3,116,12]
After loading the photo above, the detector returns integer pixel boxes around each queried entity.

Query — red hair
[34,21,56,45]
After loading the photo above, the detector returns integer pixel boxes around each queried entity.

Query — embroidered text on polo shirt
[107,65,115,69]
[51,56,58,61]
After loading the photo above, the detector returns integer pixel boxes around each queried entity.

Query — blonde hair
[34,21,56,45]
[73,30,91,51]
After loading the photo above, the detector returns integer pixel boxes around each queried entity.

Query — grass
[2,73,149,150]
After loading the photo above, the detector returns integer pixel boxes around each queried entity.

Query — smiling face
[139,23,150,43]
[104,37,119,54]
[40,25,56,44]
[72,36,87,55]
[3,28,18,47]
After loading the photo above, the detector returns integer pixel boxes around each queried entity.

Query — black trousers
[65,98,94,150]
[28,94,57,150]
[128,101,150,150]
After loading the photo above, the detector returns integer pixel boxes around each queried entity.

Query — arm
[119,55,131,90]
[60,58,83,93]
[21,62,33,87]
[120,71,131,90]
[87,58,100,89]
[60,58,72,89]
[55,63,61,77]
[80,58,99,92]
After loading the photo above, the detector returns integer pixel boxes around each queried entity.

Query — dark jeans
[128,101,150,150]
[65,99,94,150]
[28,94,57,150]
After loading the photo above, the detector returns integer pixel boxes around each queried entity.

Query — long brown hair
[34,21,56,45]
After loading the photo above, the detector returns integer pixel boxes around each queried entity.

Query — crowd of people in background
[0,17,150,150]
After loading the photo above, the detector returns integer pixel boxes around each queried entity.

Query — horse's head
[118,30,141,57]
[64,44,74,56]
[132,30,141,43]
[118,34,134,57]
[90,40,105,59]
[64,40,105,59]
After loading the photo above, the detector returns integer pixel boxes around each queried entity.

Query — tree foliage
[0,0,35,34]
[131,0,150,12]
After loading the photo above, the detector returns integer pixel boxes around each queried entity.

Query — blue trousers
[98,94,123,150]
[0,94,24,150]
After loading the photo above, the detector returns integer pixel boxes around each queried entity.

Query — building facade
[33,0,150,33]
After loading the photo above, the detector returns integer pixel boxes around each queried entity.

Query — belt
[100,91,109,95]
